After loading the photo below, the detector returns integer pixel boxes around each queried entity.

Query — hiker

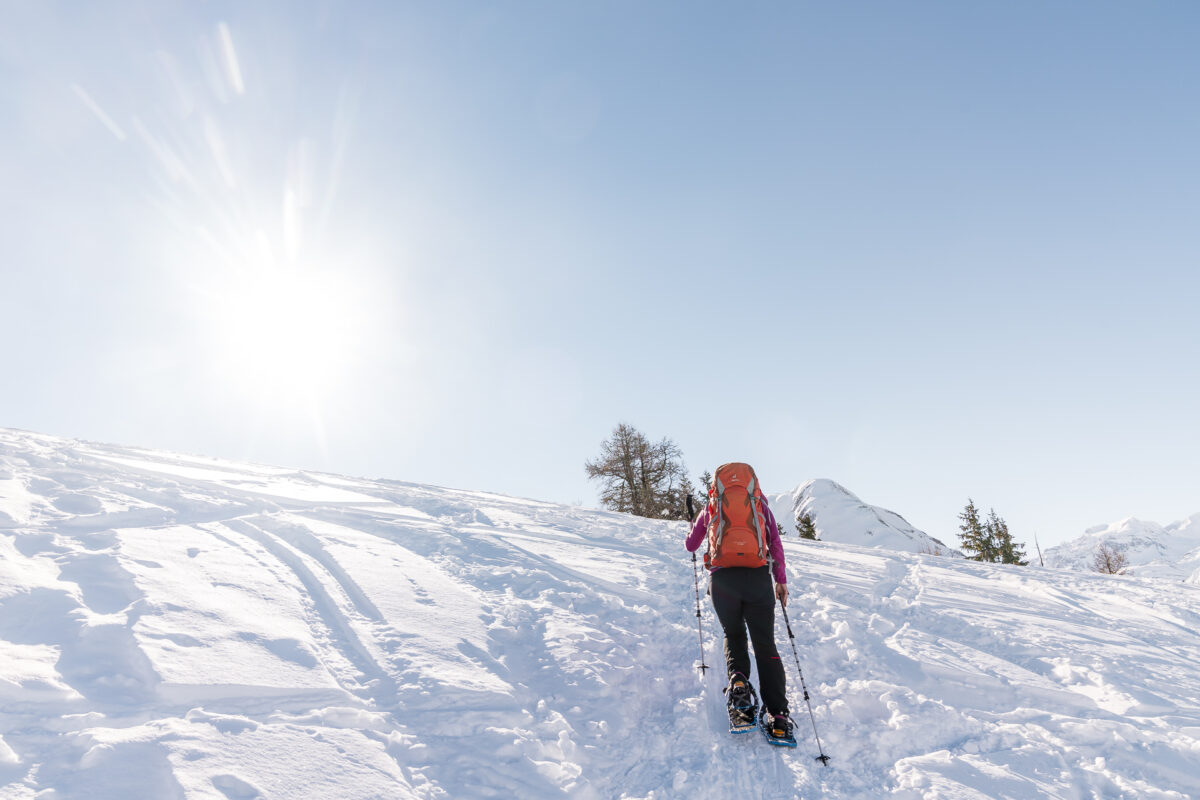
[686,462,793,744]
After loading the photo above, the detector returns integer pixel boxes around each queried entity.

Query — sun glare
[210,265,363,402]
[120,19,387,426]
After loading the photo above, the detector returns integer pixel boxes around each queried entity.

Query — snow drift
[3,428,1200,798]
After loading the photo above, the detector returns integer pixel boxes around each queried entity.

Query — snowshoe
[728,706,756,734]
[760,709,798,748]
[724,674,759,734]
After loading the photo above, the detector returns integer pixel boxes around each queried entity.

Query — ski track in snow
[2,428,1200,798]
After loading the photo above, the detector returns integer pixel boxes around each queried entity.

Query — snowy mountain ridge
[769,478,962,558]
[1044,514,1200,583]
[770,478,1200,583]
[2,428,1200,798]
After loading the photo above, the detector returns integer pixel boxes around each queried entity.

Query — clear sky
[3,1,1198,549]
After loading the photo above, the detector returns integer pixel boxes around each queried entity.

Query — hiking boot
[725,675,759,733]
[762,710,796,745]
[725,673,756,712]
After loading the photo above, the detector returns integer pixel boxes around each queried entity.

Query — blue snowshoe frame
[760,709,798,748]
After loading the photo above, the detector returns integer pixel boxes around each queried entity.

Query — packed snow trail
[2,428,1200,798]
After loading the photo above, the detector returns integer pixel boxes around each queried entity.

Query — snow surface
[3,428,1200,798]
[1045,515,1200,583]
[770,479,962,557]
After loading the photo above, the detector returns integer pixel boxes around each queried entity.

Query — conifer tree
[982,509,1006,564]
[796,512,818,540]
[961,502,1028,565]
[958,499,991,561]
[989,511,1028,565]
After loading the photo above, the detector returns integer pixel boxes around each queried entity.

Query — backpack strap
[713,475,727,550]
[748,477,767,559]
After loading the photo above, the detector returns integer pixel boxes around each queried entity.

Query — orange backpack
[705,462,770,569]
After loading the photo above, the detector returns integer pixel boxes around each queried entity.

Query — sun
[207,262,365,404]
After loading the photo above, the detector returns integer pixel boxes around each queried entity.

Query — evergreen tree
[796,512,818,540]
[981,509,1005,564]
[989,511,1028,565]
[961,502,1028,565]
[958,499,991,561]
[585,423,691,519]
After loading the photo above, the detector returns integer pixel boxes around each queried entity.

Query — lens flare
[107,18,382,445]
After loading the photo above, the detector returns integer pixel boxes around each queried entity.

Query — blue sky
[2,1,1198,548]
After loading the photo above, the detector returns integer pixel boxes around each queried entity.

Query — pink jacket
[686,502,787,585]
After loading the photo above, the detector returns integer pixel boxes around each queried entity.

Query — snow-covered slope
[770,479,961,557]
[1045,515,1200,582]
[3,428,1200,799]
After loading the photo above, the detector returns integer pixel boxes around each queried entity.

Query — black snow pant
[710,565,788,716]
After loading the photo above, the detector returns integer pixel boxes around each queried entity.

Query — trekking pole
[691,553,709,675]
[779,602,831,766]
[686,494,709,675]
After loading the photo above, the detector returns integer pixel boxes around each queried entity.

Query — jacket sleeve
[763,503,787,585]
[685,508,709,552]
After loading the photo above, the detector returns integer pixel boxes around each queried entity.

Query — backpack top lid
[712,462,758,494]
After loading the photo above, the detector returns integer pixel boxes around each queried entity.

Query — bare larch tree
[585,423,692,519]
[1093,543,1129,575]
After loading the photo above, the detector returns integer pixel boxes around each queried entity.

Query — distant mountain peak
[768,479,961,557]
[1045,513,1200,582]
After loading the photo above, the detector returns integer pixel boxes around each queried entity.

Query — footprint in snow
[212,774,262,799]
[51,493,104,515]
